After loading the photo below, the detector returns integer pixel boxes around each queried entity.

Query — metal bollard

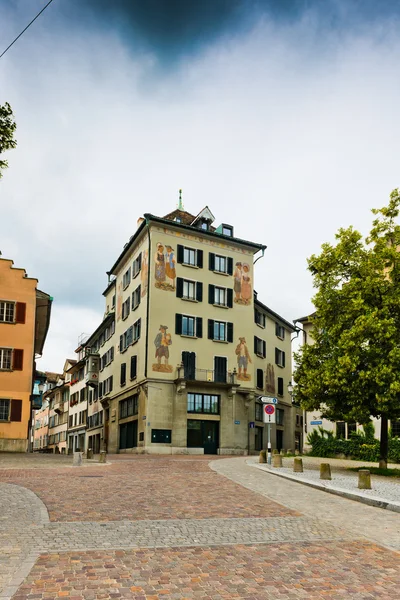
[293,457,303,473]
[320,463,332,480]
[358,469,371,489]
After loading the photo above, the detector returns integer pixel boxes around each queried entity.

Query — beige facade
[81,206,299,455]
[33,399,49,451]
[67,347,88,453]
[46,361,73,453]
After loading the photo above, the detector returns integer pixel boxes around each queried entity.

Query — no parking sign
[263,403,276,424]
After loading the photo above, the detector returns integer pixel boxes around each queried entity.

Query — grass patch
[347,466,400,478]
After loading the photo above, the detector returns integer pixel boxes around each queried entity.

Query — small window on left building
[0,301,15,323]
[0,399,10,421]
[0,348,12,370]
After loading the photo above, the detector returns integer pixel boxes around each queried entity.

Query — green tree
[294,190,400,468]
[0,102,17,178]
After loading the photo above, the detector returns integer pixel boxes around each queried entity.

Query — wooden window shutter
[196,282,203,302]
[110,376,113,392]
[254,337,258,354]
[15,302,26,324]
[208,319,214,340]
[138,253,142,270]
[208,284,215,304]
[257,369,263,389]
[12,349,24,371]
[175,313,182,335]
[137,319,141,339]
[227,322,234,343]
[111,346,114,360]
[99,382,103,397]
[130,355,137,379]
[227,257,233,276]
[196,249,203,268]
[282,351,286,368]
[120,363,126,386]
[275,323,279,336]
[196,317,203,339]
[10,399,22,422]
[263,340,266,358]
[227,288,233,308]
[275,348,279,365]
[176,277,184,298]
[209,253,215,271]
[177,245,184,264]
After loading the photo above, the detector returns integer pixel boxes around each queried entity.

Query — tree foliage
[294,190,400,464]
[0,102,17,178]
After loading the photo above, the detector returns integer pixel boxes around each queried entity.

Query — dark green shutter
[227,322,233,343]
[177,245,184,263]
[208,284,215,304]
[255,337,259,354]
[175,313,182,335]
[227,288,233,308]
[196,282,203,302]
[263,340,266,358]
[130,355,137,379]
[209,253,215,271]
[176,277,184,298]
[208,319,214,339]
[196,317,203,338]
[120,363,126,386]
[282,351,286,367]
[197,249,203,268]
[227,257,233,276]
[275,348,279,365]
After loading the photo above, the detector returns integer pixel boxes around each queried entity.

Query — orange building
[0,258,52,452]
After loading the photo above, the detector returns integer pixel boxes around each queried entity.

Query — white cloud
[1,5,400,370]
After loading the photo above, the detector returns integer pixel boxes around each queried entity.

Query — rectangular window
[182,315,196,337]
[130,355,137,380]
[347,422,357,437]
[112,294,116,309]
[391,420,400,438]
[277,377,284,396]
[214,286,227,306]
[275,323,285,339]
[177,278,203,302]
[183,280,195,300]
[214,320,226,341]
[103,375,113,395]
[208,319,233,343]
[123,268,131,290]
[0,348,12,370]
[176,314,202,338]
[119,394,139,419]
[256,369,264,389]
[122,297,130,320]
[336,421,346,439]
[0,399,10,421]
[187,393,219,414]
[254,337,266,358]
[120,363,126,386]
[275,348,285,368]
[276,408,284,426]
[133,318,141,342]
[209,285,233,308]
[151,429,171,443]
[177,244,203,268]
[132,253,142,278]
[209,253,234,275]
[79,388,85,402]
[255,402,263,422]
[255,309,266,328]
[222,225,233,237]
[0,301,15,323]
[132,285,141,310]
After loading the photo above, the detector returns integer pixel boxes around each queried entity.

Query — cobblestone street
[1,454,399,599]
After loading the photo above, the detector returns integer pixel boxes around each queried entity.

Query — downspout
[253,246,266,266]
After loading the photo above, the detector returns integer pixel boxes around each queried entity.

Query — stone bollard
[280,449,285,455]
[87,448,93,460]
[293,457,303,473]
[99,450,107,464]
[320,463,332,480]
[272,448,279,455]
[358,469,371,490]
[273,454,282,468]
[73,451,83,467]
[259,450,267,463]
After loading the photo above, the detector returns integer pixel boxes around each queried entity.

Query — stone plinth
[73,452,83,467]
[293,457,303,473]
[272,454,282,468]
[320,463,332,480]
[259,450,267,464]
[358,469,371,489]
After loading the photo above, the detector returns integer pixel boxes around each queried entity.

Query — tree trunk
[379,414,388,469]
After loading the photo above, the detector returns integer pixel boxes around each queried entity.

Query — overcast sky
[1,0,400,372]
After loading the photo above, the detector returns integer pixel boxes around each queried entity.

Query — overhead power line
[0,0,55,59]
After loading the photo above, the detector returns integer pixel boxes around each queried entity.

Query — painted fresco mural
[141,249,148,297]
[266,364,276,395]
[235,337,252,381]
[152,325,173,373]
[233,262,252,305]
[154,243,176,291]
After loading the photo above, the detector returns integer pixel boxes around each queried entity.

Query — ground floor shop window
[119,419,138,450]
[187,419,219,454]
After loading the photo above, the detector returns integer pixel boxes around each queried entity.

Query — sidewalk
[249,456,400,513]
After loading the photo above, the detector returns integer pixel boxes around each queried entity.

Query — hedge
[307,425,400,463]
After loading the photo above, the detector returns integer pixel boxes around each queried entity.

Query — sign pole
[267,422,271,464]
[261,398,276,466]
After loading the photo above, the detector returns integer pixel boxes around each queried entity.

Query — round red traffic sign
[264,404,275,415]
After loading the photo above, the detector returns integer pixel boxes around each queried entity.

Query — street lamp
[287,381,294,397]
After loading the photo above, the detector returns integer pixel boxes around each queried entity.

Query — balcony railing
[176,366,237,385]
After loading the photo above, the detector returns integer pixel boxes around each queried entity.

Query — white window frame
[255,337,265,357]
[0,301,15,323]
[276,324,285,340]
[214,286,227,307]
[122,268,131,290]
[182,315,196,337]
[276,348,285,367]
[213,321,227,342]
[183,279,196,300]
[183,247,196,266]
[133,318,141,342]
[214,255,227,274]
[0,348,12,370]
[0,398,10,421]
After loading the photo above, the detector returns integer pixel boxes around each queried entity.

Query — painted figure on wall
[165,245,176,289]
[266,364,276,395]
[235,336,252,381]
[141,249,148,297]
[154,242,176,291]
[233,262,252,305]
[153,325,173,373]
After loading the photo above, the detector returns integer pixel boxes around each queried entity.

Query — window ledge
[130,377,137,382]
[213,270,229,276]
[256,323,265,329]
[276,336,285,341]
[180,334,197,339]
[212,339,229,344]
[132,304,140,311]
[0,321,15,325]
[256,353,265,359]
[182,297,198,303]
[276,364,284,369]
[120,383,126,387]
[213,303,229,309]
[182,263,199,269]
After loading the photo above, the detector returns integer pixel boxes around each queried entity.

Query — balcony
[54,401,64,415]
[175,366,239,396]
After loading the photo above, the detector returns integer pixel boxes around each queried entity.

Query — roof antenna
[178,189,184,211]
